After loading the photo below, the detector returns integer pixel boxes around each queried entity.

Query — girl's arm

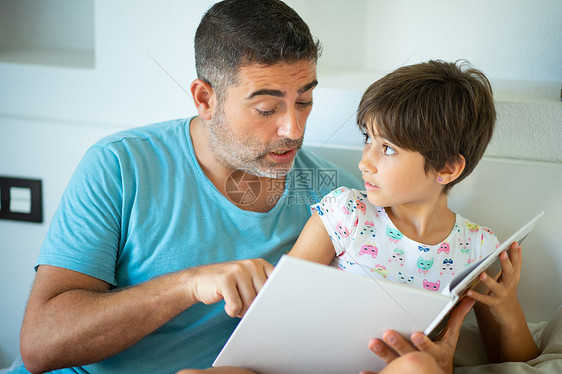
[467,243,540,363]
[287,211,336,265]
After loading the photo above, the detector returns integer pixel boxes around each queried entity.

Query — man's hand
[20,259,273,373]
[365,297,475,374]
[189,258,274,317]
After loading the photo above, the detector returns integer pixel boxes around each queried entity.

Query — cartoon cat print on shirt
[437,242,450,254]
[417,257,434,274]
[466,222,480,233]
[371,264,388,278]
[359,244,378,259]
[342,199,356,215]
[334,221,351,240]
[458,238,471,254]
[356,198,367,215]
[398,272,414,285]
[423,279,441,292]
[389,248,405,266]
[482,227,494,235]
[440,258,455,276]
[386,225,404,244]
[313,201,332,216]
[360,221,376,237]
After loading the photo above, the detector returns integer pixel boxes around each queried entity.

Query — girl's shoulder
[454,215,500,251]
[456,215,497,237]
[312,187,371,218]
[325,186,367,200]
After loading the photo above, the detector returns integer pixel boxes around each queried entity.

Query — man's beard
[208,110,303,178]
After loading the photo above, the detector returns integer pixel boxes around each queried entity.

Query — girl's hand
[469,242,539,362]
[364,297,475,374]
[177,367,256,374]
[360,352,444,374]
[467,242,522,327]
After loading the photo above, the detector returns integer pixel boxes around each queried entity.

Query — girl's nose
[358,150,376,175]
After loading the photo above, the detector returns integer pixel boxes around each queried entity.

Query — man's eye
[255,108,276,117]
[383,145,396,155]
[296,100,313,108]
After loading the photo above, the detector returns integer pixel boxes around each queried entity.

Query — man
[14,1,360,373]
[14,1,477,373]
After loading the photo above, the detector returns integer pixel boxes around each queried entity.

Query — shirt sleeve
[37,145,123,285]
[310,187,362,256]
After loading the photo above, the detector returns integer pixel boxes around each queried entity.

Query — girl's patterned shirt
[312,187,500,293]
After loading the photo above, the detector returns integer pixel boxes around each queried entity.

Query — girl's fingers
[479,271,502,295]
[441,297,475,343]
[498,250,514,280]
[410,332,434,352]
[466,288,494,305]
[467,271,499,304]
[508,244,523,275]
[368,338,399,364]
[382,330,417,356]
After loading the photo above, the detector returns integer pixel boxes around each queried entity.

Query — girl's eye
[362,131,372,144]
[383,145,396,155]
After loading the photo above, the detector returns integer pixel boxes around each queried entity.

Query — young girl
[288,60,539,371]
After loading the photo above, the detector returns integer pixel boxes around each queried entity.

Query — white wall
[289,0,562,161]
[290,0,562,81]
[0,0,561,367]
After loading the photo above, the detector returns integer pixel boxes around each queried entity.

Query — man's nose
[277,108,304,139]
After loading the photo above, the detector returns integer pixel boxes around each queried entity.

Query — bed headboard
[304,144,562,323]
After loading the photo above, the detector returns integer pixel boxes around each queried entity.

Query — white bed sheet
[454,305,562,373]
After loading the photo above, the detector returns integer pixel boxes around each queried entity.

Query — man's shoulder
[92,118,190,149]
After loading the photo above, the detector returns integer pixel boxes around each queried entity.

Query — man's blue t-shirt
[14,117,360,373]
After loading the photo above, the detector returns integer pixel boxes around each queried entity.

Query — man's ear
[190,79,216,120]
[436,155,466,185]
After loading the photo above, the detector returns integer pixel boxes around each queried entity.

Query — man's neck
[189,117,286,213]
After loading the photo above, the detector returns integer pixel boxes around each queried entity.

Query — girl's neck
[385,193,455,246]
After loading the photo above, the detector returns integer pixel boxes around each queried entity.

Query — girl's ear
[436,155,466,185]
[190,79,216,120]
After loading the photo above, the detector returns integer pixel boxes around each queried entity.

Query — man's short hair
[195,0,321,102]
[357,60,496,193]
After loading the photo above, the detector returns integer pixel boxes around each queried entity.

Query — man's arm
[21,259,273,374]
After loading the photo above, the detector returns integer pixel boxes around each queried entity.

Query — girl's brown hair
[357,60,496,193]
